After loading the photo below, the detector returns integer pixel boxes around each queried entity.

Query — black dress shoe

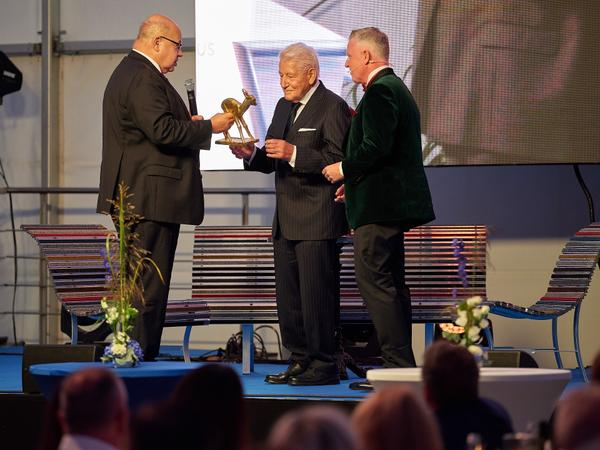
[288,365,340,386]
[348,380,373,391]
[265,361,308,384]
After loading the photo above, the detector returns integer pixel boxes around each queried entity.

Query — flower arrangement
[100,182,163,367]
[442,296,490,357]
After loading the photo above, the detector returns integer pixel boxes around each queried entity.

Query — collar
[132,49,162,73]
[298,80,320,107]
[364,65,392,89]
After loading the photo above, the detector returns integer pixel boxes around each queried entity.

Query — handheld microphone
[184,79,198,116]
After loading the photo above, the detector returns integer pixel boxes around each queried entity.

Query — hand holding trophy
[215,89,259,146]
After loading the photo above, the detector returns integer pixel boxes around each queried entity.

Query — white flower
[116,331,129,342]
[479,318,490,329]
[111,343,127,357]
[480,305,490,315]
[468,345,483,356]
[466,296,482,307]
[456,310,468,327]
[468,326,481,340]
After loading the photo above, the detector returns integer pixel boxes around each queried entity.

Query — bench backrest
[22,224,113,317]
[23,224,488,325]
[185,225,487,324]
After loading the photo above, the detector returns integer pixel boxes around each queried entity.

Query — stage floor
[0,345,370,400]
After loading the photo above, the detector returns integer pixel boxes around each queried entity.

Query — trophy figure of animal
[217,89,258,145]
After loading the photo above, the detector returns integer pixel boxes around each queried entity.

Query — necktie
[283,102,301,139]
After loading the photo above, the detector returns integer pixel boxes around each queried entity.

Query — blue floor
[0,345,588,399]
[0,345,369,400]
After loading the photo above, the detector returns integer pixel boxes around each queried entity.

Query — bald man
[97,14,234,360]
[57,368,129,450]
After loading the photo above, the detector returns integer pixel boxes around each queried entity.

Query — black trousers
[353,223,416,368]
[272,236,340,367]
[130,220,180,360]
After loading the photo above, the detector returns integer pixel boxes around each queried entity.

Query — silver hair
[349,27,390,60]
[279,42,320,77]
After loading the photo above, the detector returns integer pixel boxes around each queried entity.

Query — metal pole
[40,0,61,344]
[241,193,249,225]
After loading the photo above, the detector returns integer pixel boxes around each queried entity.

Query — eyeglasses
[159,35,183,50]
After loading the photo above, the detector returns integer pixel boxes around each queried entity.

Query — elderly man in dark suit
[97,14,234,361]
[231,43,351,386]
[323,27,435,377]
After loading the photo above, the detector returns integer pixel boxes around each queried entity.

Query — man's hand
[191,115,204,121]
[229,143,254,160]
[334,184,345,203]
[322,162,344,183]
[265,139,294,161]
[210,113,235,133]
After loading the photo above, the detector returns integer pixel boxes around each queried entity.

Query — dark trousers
[353,223,416,368]
[272,236,340,366]
[130,220,180,360]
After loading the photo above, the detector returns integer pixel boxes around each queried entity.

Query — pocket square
[298,128,317,132]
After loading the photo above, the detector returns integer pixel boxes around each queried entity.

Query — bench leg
[71,314,78,345]
[552,317,563,369]
[572,305,588,382]
[181,325,193,363]
[242,324,254,375]
[424,323,435,348]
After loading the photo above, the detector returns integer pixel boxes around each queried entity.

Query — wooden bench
[23,224,488,373]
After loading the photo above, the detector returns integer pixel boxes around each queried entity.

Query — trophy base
[215,137,259,146]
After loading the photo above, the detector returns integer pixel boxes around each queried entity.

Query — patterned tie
[283,102,301,139]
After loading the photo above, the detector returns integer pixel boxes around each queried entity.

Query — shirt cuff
[289,146,297,167]
[339,162,344,177]
[246,146,258,165]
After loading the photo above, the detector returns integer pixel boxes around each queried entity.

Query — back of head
[267,405,357,450]
[554,385,600,450]
[352,386,443,450]
[58,367,128,435]
[169,364,247,450]
[422,340,479,409]
[348,27,390,61]
[279,42,320,78]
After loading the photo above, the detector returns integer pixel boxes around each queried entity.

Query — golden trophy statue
[215,89,259,146]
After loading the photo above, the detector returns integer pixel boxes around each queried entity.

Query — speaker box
[22,344,102,394]
[486,350,538,368]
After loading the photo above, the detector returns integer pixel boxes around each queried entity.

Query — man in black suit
[97,14,234,360]
[231,43,351,386]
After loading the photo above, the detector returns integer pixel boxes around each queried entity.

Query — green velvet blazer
[343,68,435,230]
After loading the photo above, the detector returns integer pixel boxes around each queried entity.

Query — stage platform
[0,345,588,450]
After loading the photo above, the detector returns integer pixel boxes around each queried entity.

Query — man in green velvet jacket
[323,27,435,372]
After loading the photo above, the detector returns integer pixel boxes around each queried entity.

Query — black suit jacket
[97,51,213,224]
[246,82,351,240]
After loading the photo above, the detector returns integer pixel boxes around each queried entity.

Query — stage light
[0,51,23,105]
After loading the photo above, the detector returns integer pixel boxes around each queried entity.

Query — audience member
[352,385,443,450]
[267,405,358,450]
[554,385,600,450]
[131,364,248,450]
[57,367,129,450]
[422,341,512,450]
